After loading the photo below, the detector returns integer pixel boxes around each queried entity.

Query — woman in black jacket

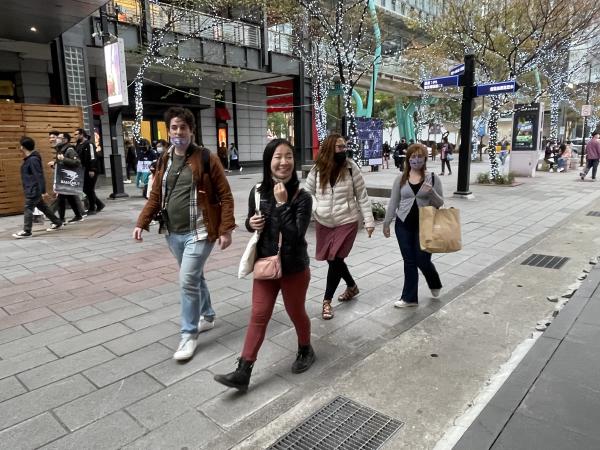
[214,139,315,391]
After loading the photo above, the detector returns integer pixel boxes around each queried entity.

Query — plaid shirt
[159,152,208,242]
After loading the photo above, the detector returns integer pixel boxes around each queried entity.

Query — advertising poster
[104,39,129,107]
[512,103,542,151]
[356,117,383,166]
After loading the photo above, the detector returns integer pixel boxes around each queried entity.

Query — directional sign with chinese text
[476,81,518,97]
[420,75,460,90]
[449,64,465,76]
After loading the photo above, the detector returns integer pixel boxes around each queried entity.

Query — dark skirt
[315,221,359,261]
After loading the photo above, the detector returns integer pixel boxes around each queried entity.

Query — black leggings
[325,257,356,300]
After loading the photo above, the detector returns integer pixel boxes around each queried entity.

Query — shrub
[372,201,386,220]
[477,172,490,184]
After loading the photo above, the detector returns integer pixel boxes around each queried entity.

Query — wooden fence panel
[0,103,83,216]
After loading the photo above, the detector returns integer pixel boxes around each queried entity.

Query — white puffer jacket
[305,159,375,229]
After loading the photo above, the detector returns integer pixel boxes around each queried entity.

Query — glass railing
[149,1,260,48]
[268,30,294,55]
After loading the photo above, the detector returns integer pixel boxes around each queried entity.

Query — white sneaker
[46,223,64,232]
[394,300,418,308]
[123,179,132,184]
[173,336,197,360]
[198,316,215,333]
[431,289,441,298]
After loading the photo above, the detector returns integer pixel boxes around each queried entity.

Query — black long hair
[258,138,299,195]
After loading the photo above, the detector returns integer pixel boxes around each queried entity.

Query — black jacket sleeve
[272,190,312,243]
[245,186,257,232]
[31,156,46,196]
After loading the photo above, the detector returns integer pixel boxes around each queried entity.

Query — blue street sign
[449,64,465,76]
[420,75,460,90]
[476,81,518,97]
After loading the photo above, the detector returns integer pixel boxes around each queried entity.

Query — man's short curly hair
[164,107,195,131]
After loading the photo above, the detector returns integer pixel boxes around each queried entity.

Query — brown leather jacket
[136,144,235,241]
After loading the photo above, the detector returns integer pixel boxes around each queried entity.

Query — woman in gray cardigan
[383,144,444,307]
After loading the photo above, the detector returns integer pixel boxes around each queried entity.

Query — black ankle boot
[291,344,316,374]
[214,358,253,392]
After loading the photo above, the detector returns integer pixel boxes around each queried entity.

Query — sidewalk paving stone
[53,372,163,431]
[0,323,81,358]
[0,374,95,430]
[39,410,146,450]
[84,343,172,387]
[145,340,234,386]
[0,376,27,403]
[126,371,227,429]
[22,315,68,334]
[0,413,66,450]
[48,323,132,357]
[199,373,292,429]
[0,325,30,345]
[0,347,57,379]
[17,346,114,390]
[102,321,179,356]
[121,409,223,450]
[122,303,180,330]
[73,304,148,332]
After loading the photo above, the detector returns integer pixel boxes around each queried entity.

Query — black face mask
[334,152,347,164]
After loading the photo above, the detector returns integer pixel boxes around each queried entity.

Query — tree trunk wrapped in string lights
[296,0,373,158]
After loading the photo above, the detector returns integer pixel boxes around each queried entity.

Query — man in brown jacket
[133,107,235,360]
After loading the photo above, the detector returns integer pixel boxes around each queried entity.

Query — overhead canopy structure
[0,0,109,43]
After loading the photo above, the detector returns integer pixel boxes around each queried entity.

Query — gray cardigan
[383,172,444,226]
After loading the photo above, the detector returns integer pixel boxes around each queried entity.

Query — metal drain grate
[521,254,569,269]
[268,396,403,450]
[587,211,600,217]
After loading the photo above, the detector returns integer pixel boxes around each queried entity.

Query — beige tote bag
[419,206,462,253]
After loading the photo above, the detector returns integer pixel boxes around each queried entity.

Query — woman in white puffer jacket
[305,133,375,320]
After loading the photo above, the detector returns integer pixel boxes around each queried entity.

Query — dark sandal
[338,285,359,302]
[322,300,334,320]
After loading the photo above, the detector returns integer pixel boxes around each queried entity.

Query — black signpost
[420,54,519,198]
[455,54,476,198]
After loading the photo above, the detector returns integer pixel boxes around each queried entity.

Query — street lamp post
[580,62,593,167]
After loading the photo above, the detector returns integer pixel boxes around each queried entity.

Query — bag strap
[254,183,261,215]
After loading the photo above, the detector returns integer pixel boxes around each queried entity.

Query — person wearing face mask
[383,144,444,308]
[214,139,314,391]
[135,139,157,198]
[133,107,235,361]
[49,132,85,224]
[305,133,375,320]
[156,139,168,155]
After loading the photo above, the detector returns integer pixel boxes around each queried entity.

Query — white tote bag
[238,184,261,278]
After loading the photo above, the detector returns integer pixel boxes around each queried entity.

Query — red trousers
[241,268,311,362]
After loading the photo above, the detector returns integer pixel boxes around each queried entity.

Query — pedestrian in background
[383,144,443,308]
[581,131,600,181]
[75,128,104,214]
[135,139,157,197]
[12,137,63,239]
[439,136,453,175]
[50,132,85,223]
[218,141,229,171]
[229,142,242,172]
[133,107,235,361]
[124,139,136,184]
[214,139,314,392]
[305,133,375,320]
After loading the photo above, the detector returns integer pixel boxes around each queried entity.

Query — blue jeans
[166,233,215,337]
[395,219,442,304]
